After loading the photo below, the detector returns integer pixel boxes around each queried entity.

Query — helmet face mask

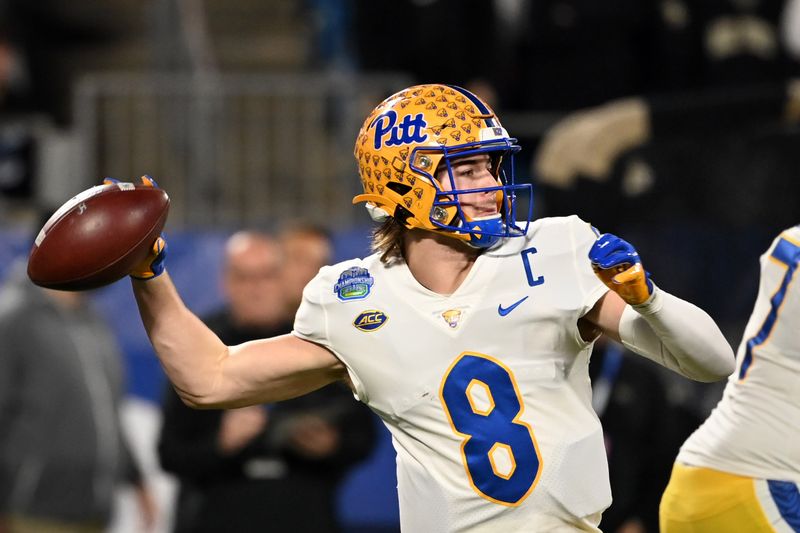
[353,84,533,248]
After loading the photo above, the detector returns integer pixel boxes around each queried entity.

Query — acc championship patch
[334,267,374,301]
[353,310,388,332]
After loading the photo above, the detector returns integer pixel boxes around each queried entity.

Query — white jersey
[678,226,800,483]
[294,215,611,532]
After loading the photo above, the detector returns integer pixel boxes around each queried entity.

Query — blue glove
[103,175,168,280]
[588,233,653,305]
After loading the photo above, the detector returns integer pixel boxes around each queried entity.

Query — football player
[126,84,734,532]
[660,226,800,532]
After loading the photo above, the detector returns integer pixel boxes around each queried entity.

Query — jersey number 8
[440,353,542,506]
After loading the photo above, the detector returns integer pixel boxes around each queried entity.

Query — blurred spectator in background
[785,0,800,59]
[0,220,155,532]
[0,25,32,117]
[0,23,39,203]
[530,2,800,489]
[590,339,682,533]
[533,0,800,194]
[532,0,800,347]
[0,0,150,126]
[158,230,375,533]
[660,225,800,532]
[279,222,334,318]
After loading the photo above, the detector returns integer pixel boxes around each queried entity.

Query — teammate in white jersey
[660,226,800,533]
[122,84,734,531]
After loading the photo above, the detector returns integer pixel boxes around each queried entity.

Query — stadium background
[0,1,798,531]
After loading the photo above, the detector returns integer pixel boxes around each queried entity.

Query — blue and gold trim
[739,235,800,380]
[767,480,800,531]
[448,84,496,127]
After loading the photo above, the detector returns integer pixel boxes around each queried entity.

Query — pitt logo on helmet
[353,310,388,332]
[371,110,428,149]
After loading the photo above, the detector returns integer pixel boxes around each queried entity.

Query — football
[27,182,170,291]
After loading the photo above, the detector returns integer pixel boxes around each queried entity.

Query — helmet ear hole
[387,182,412,195]
[394,205,414,227]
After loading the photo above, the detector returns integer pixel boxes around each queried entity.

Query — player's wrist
[629,284,662,315]
[130,269,165,281]
[130,261,166,280]
[130,269,170,291]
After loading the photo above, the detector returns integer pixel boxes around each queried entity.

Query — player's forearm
[619,288,735,382]
[132,272,229,406]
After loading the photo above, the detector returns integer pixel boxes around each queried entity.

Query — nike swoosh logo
[498,296,529,317]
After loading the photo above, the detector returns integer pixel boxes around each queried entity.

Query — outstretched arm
[133,267,345,409]
[582,234,735,382]
[118,176,346,408]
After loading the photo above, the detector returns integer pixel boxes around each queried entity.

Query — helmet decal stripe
[447,85,496,128]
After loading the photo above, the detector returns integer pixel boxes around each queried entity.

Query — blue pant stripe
[768,480,800,532]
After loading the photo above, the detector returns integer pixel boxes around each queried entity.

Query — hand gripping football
[27,181,170,290]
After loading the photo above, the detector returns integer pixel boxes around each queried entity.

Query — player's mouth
[462,203,498,219]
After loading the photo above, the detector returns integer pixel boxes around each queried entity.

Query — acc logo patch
[334,267,374,301]
[353,310,388,332]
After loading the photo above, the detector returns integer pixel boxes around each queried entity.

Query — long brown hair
[371,218,407,264]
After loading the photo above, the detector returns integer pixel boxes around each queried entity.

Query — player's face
[436,153,498,219]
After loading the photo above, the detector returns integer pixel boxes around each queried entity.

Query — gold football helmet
[353,84,532,248]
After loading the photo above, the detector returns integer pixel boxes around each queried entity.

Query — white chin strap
[365,202,390,222]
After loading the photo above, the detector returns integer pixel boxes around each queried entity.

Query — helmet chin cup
[463,215,503,248]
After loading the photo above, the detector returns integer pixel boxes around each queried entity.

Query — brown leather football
[27,182,170,290]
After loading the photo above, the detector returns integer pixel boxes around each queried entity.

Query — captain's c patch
[353,310,388,332]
